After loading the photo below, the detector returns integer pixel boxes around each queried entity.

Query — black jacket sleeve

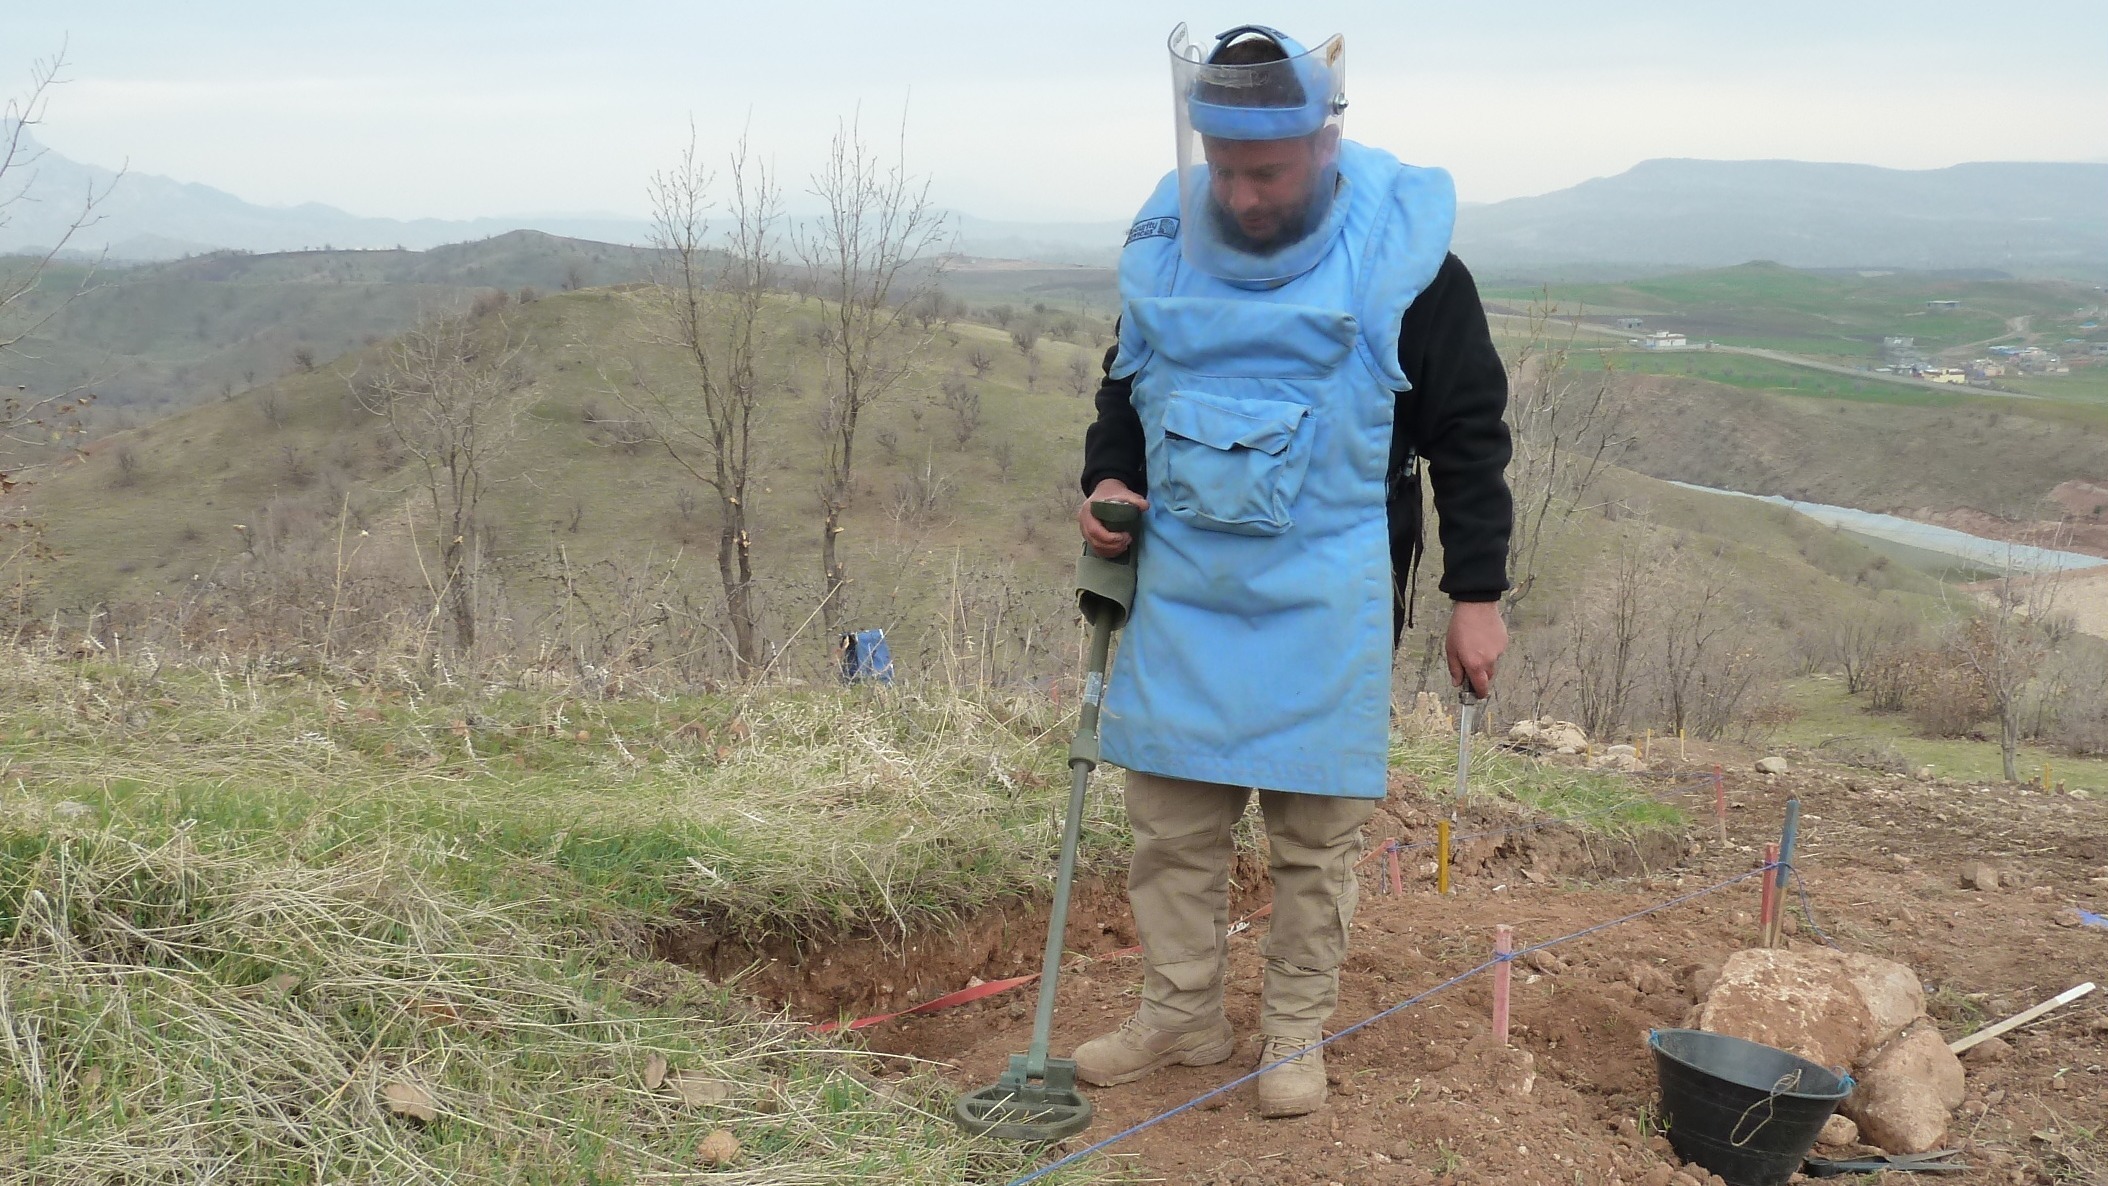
[1395,254,1514,604]
[1080,344,1146,496]
[1077,252,1514,625]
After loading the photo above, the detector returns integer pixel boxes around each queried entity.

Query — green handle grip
[1090,499,1142,532]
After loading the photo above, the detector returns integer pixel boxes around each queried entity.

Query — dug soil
[695,755,2108,1185]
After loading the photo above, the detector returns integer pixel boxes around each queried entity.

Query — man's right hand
[1079,479,1149,557]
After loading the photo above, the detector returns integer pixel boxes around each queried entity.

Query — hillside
[10,277,1955,698]
[1455,159,2108,280]
[4,232,660,425]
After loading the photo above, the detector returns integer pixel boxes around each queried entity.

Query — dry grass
[0,830,1086,1183]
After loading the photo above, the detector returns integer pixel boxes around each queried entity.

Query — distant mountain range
[5,128,2106,279]
[1453,158,2108,280]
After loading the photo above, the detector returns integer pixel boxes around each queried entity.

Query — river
[1666,483,2108,574]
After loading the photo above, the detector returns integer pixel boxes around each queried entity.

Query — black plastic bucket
[1649,1029,1854,1186]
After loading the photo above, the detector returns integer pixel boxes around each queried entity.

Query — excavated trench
[652,795,1693,1025]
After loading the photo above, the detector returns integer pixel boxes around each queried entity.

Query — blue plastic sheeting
[838,629,893,684]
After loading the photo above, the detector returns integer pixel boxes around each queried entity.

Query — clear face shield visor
[1168,24,1347,286]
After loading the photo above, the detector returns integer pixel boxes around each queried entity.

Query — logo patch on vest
[1124,216,1180,246]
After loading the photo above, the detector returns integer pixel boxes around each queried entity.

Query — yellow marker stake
[1437,819,1452,895]
[1679,728,1686,762]
[1642,729,1651,761]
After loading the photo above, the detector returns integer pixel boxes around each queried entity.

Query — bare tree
[1,45,112,364]
[355,312,527,655]
[1571,541,1649,741]
[1948,546,2070,782]
[1,46,110,620]
[796,112,946,632]
[1501,299,1628,619]
[1066,351,1095,398]
[622,126,780,677]
[1827,597,1917,694]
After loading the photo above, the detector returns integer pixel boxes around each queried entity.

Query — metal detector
[954,499,1142,1143]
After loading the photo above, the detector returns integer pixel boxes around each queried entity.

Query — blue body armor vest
[1099,140,1456,798]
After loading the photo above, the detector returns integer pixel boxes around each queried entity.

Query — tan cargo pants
[1125,769,1377,1042]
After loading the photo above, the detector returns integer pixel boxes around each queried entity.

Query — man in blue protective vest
[1072,23,1513,1118]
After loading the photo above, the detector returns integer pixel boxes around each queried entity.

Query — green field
[1486,262,2090,364]
[1773,676,2108,792]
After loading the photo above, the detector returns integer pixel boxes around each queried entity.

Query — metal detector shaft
[1454,689,1481,807]
[1023,604,1114,1080]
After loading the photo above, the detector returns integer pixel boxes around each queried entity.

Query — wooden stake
[1758,843,1780,946]
[1436,819,1452,895]
[1766,798,1802,948]
[1642,729,1651,761]
[1679,728,1687,762]
[1950,982,2097,1053]
[1714,764,1727,842]
[1492,926,1513,1045]
[1386,840,1404,897]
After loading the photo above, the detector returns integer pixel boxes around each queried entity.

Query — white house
[1641,331,1687,350]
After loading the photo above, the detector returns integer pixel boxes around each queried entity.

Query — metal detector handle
[1090,499,1142,560]
[1454,689,1481,807]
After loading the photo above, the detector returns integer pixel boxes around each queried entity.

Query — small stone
[2052,907,2085,928]
[1958,862,2000,892]
[1668,1171,1703,1186]
[2029,885,2055,901]
[1818,1113,1860,1147]
[1640,1167,1674,1186]
[695,1129,740,1166]
[51,801,94,820]
[1962,1036,2012,1064]
[1914,766,1935,782]
[1755,756,1790,775]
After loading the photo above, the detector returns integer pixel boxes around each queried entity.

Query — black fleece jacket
[1079,252,1514,639]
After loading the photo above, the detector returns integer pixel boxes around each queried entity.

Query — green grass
[1390,734,1687,836]
[1772,676,2108,790]
[0,653,1134,1182]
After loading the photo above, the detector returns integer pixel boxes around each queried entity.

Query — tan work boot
[1254,1034,1328,1118]
[1073,1013,1236,1087]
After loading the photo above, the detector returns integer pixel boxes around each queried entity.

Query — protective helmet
[1168,23,1348,286]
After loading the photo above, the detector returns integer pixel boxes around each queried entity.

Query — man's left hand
[1446,600,1507,697]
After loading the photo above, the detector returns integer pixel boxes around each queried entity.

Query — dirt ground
[681,750,2108,1185]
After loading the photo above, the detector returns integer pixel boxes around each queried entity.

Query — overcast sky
[13,1,2108,224]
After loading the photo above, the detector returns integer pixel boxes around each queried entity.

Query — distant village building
[1968,359,2006,379]
[2093,343,2108,357]
[1925,300,1960,311]
[1614,317,1644,330]
[1923,368,1968,384]
[1640,331,1687,350]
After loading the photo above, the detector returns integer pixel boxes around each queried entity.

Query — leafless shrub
[966,347,993,378]
[990,437,1016,483]
[1066,352,1094,398]
[888,457,951,528]
[1009,324,1040,356]
[939,376,980,444]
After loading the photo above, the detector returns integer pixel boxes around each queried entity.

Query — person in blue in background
[1072,23,1513,1118]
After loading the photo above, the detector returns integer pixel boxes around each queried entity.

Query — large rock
[1755,756,1790,775]
[1508,718,1588,753]
[1840,1022,1966,1154]
[1694,948,1922,1070]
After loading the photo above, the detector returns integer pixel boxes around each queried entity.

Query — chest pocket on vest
[1159,390,1311,536]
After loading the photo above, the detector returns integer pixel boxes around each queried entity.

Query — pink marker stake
[1386,840,1405,897]
[1492,925,1514,1046]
